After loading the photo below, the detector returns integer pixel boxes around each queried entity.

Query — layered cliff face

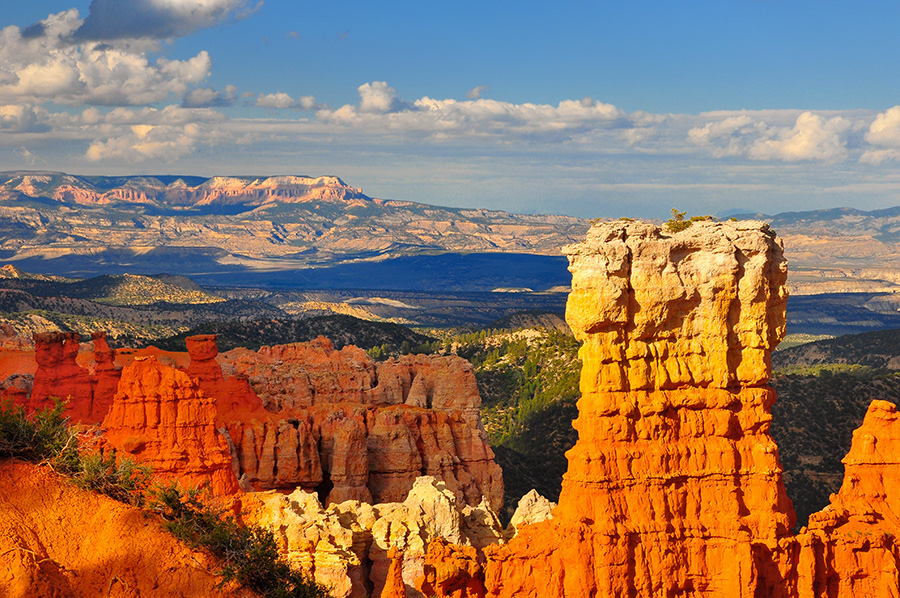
[794,400,900,597]
[218,337,504,511]
[469,220,793,598]
[7,328,502,513]
[43,174,369,207]
[27,331,121,423]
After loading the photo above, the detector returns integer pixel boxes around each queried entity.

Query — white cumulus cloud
[256,92,299,109]
[688,111,852,162]
[860,106,900,164]
[0,10,212,106]
[0,105,50,133]
[316,82,625,142]
[747,112,850,162]
[83,104,224,161]
[358,81,407,113]
[183,85,237,107]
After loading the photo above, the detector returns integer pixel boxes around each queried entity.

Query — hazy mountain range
[3,171,900,295]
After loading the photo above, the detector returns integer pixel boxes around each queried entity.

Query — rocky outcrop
[100,356,240,495]
[487,220,791,597]
[50,175,369,207]
[89,331,121,419]
[4,328,503,508]
[29,331,116,422]
[30,332,92,417]
[219,337,504,510]
[418,220,794,597]
[247,476,503,598]
[505,489,555,539]
[793,400,900,597]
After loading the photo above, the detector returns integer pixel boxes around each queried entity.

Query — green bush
[72,452,153,507]
[150,483,329,598]
[0,398,79,469]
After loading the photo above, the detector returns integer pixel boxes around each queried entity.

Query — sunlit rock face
[418,220,900,598]
[12,328,503,519]
[246,476,504,598]
[100,355,240,495]
[795,399,900,598]
[218,337,504,511]
[466,220,793,598]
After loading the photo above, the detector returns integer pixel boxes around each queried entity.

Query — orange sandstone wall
[218,337,504,510]
[6,328,503,511]
[100,355,240,495]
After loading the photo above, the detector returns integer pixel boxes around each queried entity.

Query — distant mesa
[0,170,590,291]
[0,171,374,209]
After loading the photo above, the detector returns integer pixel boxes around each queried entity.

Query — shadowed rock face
[28,331,120,423]
[417,220,900,598]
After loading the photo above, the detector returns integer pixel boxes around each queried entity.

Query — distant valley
[4,172,900,338]
[0,171,583,291]
[5,171,900,297]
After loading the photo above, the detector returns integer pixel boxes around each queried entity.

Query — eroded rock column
[478,219,793,598]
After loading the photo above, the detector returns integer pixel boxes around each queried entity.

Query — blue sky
[2,1,900,219]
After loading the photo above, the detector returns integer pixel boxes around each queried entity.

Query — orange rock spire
[419,219,802,598]
[419,219,900,598]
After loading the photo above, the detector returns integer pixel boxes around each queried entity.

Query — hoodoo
[419,219,900,598]
[473,219,793,597]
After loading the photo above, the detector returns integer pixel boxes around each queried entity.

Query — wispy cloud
[466,85,489,100]
[255,92,319,110]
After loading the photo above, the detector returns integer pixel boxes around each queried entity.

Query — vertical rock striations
[90,331,121,420]
[437,219,794,598]
[422,219,900,598]
[554,220,793,595]
[8,330,503,511]
[794,399,900,597]
[30,331,93,420]
[28,331,121,423]
[100,356,240,494]
[219,337,504,510]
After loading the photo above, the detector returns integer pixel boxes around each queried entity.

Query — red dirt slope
[0,459,255,598]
